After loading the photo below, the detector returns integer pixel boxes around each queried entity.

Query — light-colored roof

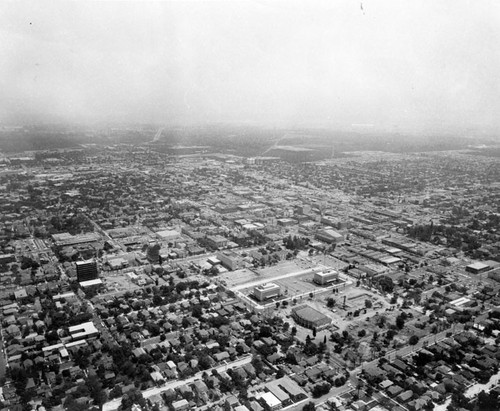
[467,262,489,270]
[68,322,98,339]
[260,392,281,408]
[79,278,103,287]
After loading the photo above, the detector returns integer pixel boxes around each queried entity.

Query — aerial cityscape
[1,1,500,411]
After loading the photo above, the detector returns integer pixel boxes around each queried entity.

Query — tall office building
[76,259,99,282]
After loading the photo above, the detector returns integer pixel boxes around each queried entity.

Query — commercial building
[68,322,99,341]
[466,262,491,275]
[75,259,98,282]
[313,270,339,285]
[253,283,281,302]
[79,278,104,291]
[259,392,281,410]
[106,257,128,270]
[272,377,307,402]
[52,232,101,247]
[292,305,332,330]
[217,250,244,271]
[277,218,296,227]
[155,229,181,242]
[265,385,291,407]
[206,235,228,250]
[315,228,344,244]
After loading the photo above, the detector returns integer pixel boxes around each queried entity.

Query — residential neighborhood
[0,132,499,411]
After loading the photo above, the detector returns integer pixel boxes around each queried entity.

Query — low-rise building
[68,322,99,341]
[217,250,244,271]
[206,235,228,250]
[291,305,332,330]
[253,283,281,302]
[466,262,491,274]
[315,228,344,244]
[313,270,339,285]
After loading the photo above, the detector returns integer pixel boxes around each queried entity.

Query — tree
[252,357,264,375]
[259,325,273,338]
[192,304,203,318]
[448,392,469,410]
[409,335,419,345]
[365,299,372,309]
[63,395,88,411]
[303,340,318,356]
[312,381,331,398]
[477,390,499,410]
[302,401,316,411]
[109,384,123,399]
[86,374,107,407]
[199,355,213,370]
[121,388,146,411]
[377,276,394,293]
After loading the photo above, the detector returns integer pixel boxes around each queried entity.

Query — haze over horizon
[1,0,500,135]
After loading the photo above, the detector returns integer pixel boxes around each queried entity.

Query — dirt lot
[219,268,260,288]
[101,271,139,293]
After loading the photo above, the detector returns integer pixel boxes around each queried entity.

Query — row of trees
[407,222,482,253]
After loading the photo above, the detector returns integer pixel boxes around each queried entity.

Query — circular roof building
[291,304,332,330]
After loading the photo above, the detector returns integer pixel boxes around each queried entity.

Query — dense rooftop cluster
[0,140,499,411]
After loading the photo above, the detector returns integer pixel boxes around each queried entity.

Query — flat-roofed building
[79,278,103,291]
[156,229,181,242]
[380,256,401,265]
[206,235,228,250]
[68,322,99,341]
[217,250,244,271]
[277,218,296,227]
[466,262,491,274]
[52,232,100,247]
[266,385,291,407]
[259,392,281,410]
[313,270,339,285]
[107,257,128,270]
[254,283,281,302]
[53,292,77,302]
[76,259,98,282]
[275,377,307,402]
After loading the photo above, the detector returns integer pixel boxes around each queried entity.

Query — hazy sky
[1,0,499,132]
